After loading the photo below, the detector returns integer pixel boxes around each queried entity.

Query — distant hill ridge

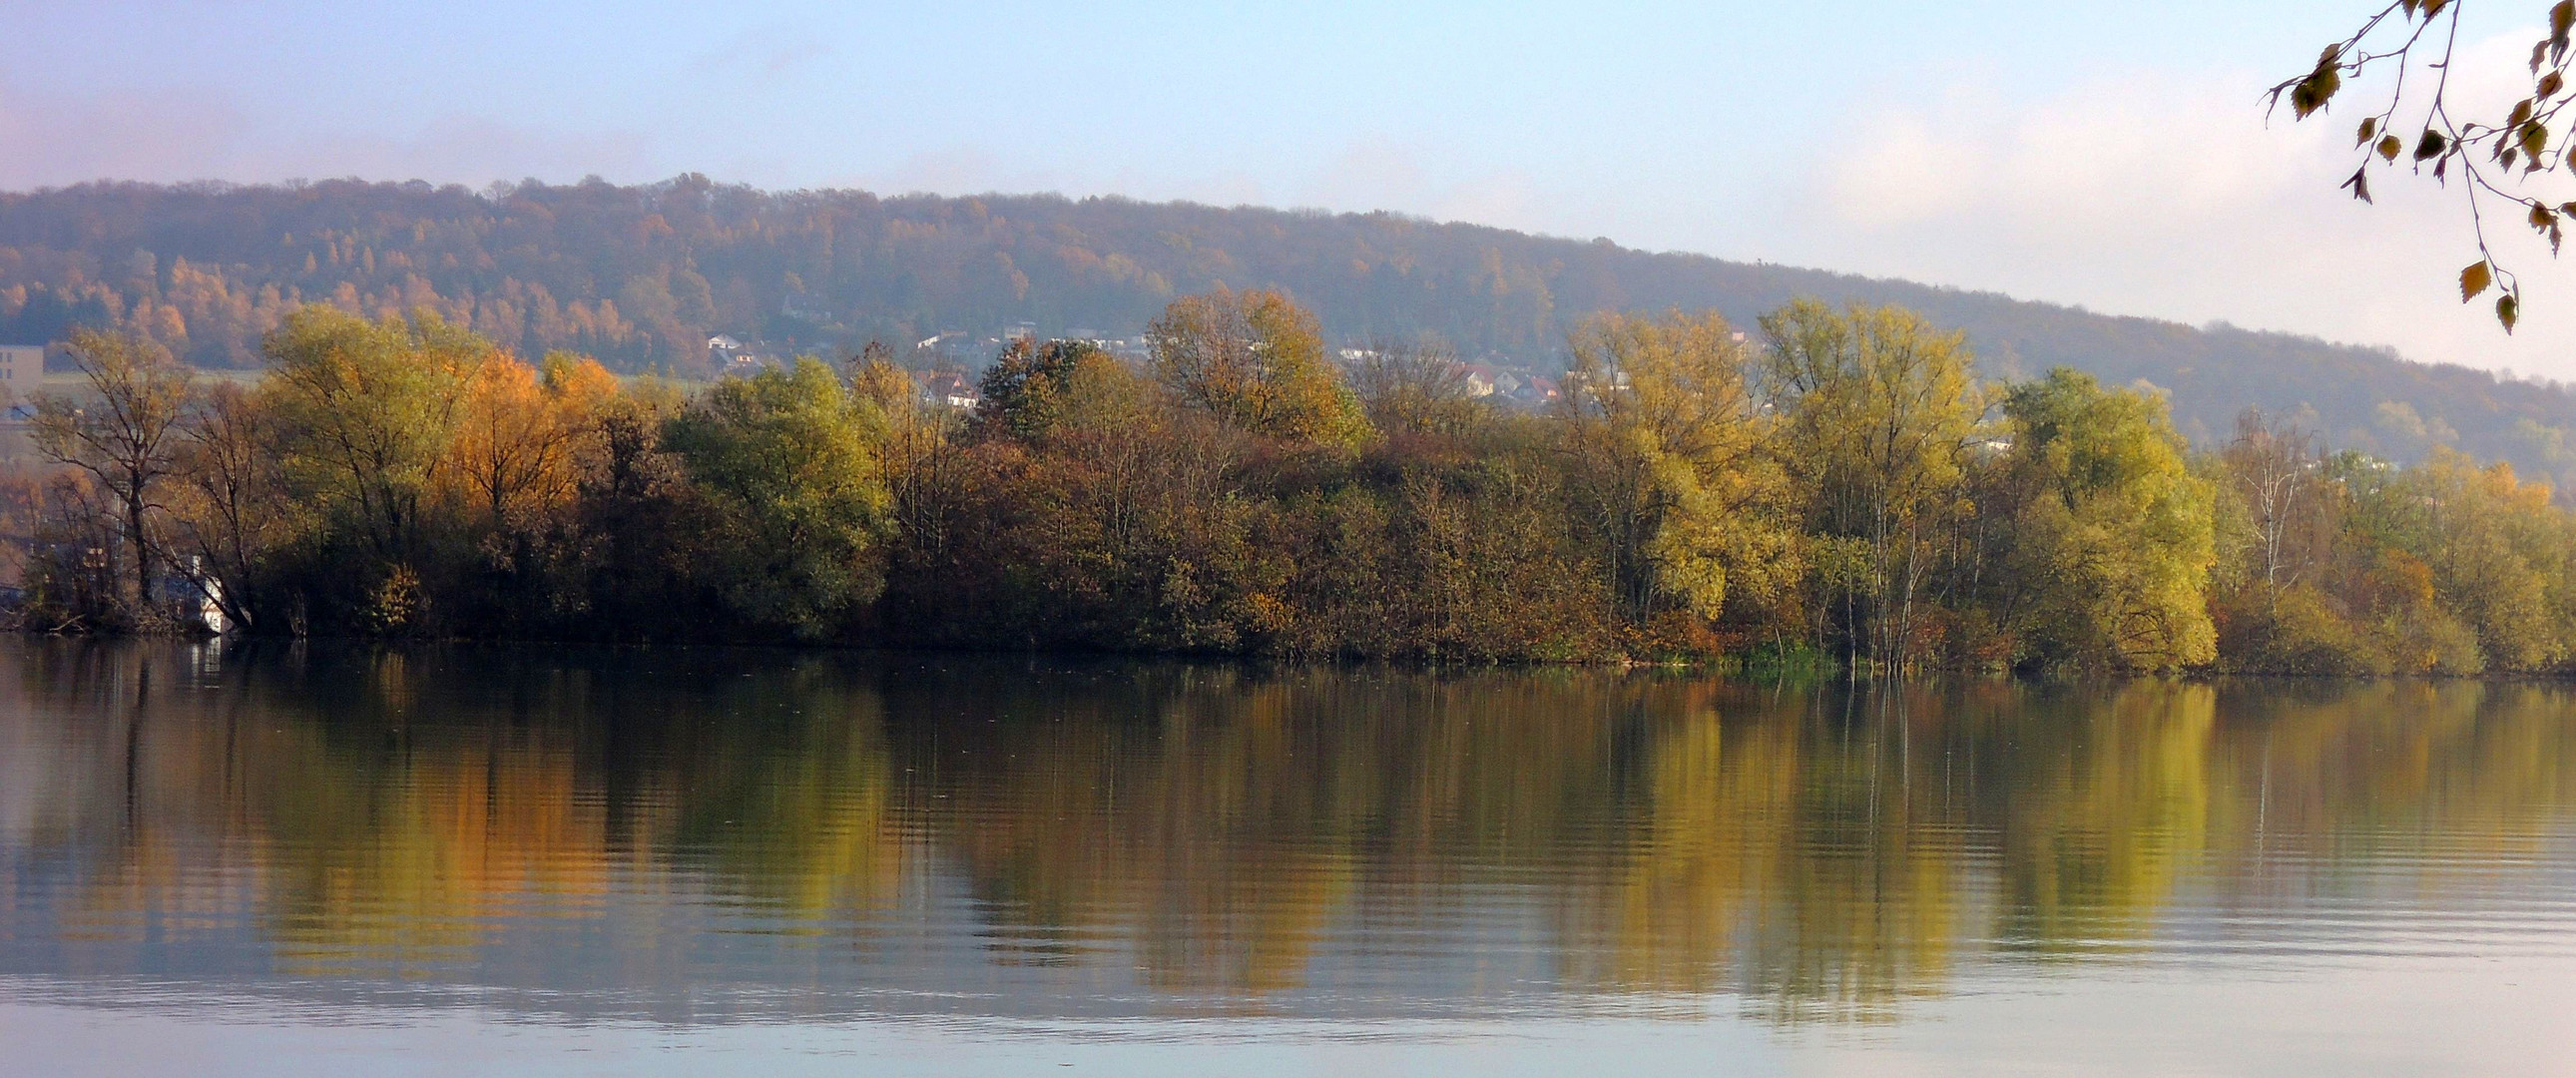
[2,176,2571,482]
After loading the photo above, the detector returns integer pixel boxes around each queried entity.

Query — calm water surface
[1,641,2571,1076]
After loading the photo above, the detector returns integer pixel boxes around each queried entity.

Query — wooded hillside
[3,176,2570,481]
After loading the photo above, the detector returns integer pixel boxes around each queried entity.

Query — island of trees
[13,287,2574,676]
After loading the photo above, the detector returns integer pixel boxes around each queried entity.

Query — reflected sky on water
[1,640,2572,1075]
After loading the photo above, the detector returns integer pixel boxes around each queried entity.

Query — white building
[0,344,43,410]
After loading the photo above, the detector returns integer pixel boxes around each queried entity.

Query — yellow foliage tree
[1999,369,2218,672]
[1561,309,1801,634]
[1758,299,1981,671]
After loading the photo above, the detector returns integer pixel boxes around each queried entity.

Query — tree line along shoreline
[7,286,2569,677]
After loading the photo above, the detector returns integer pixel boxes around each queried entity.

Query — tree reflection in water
[1,640,2570,1023]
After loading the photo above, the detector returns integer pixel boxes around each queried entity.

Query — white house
[0,343,44,410]
[917,370,980,409]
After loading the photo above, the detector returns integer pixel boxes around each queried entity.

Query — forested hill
[4,176,2573,479]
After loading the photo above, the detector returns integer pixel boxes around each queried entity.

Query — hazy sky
[6,0,2576,378]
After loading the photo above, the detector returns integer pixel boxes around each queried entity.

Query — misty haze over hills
[2,176,2572,483]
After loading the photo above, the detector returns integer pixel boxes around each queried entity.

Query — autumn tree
[846,344,943,537]
[30,328,199,614]
[165,381,291,633]
[446,350,606,537]
[1756,300,1980,671]
[1149,288,1372,447]
[998,348,1254,651]
[2343,447,2576,670]
[1349,336,1485,437]
[1560,309,1801,638]
[2205,410,2379,673]
[63,286,2576,671]
[1995,369,2219,672]
[2223,411,2330,591]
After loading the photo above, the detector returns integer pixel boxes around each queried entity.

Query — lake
[0,640,2570,1076]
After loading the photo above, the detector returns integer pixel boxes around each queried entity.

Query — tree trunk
[127,488,152,617]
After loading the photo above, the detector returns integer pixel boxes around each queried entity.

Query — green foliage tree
[971,336,1111,442]
[259,306,480,568]
[662,357,894,640]
[1996,369,2218,672]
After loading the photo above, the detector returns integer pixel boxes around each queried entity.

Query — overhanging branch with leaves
[2271,0,2576,329]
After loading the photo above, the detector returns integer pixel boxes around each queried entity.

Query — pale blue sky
[5,0,2572,375]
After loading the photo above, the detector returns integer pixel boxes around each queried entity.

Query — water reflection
[2,641,2573,1026]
